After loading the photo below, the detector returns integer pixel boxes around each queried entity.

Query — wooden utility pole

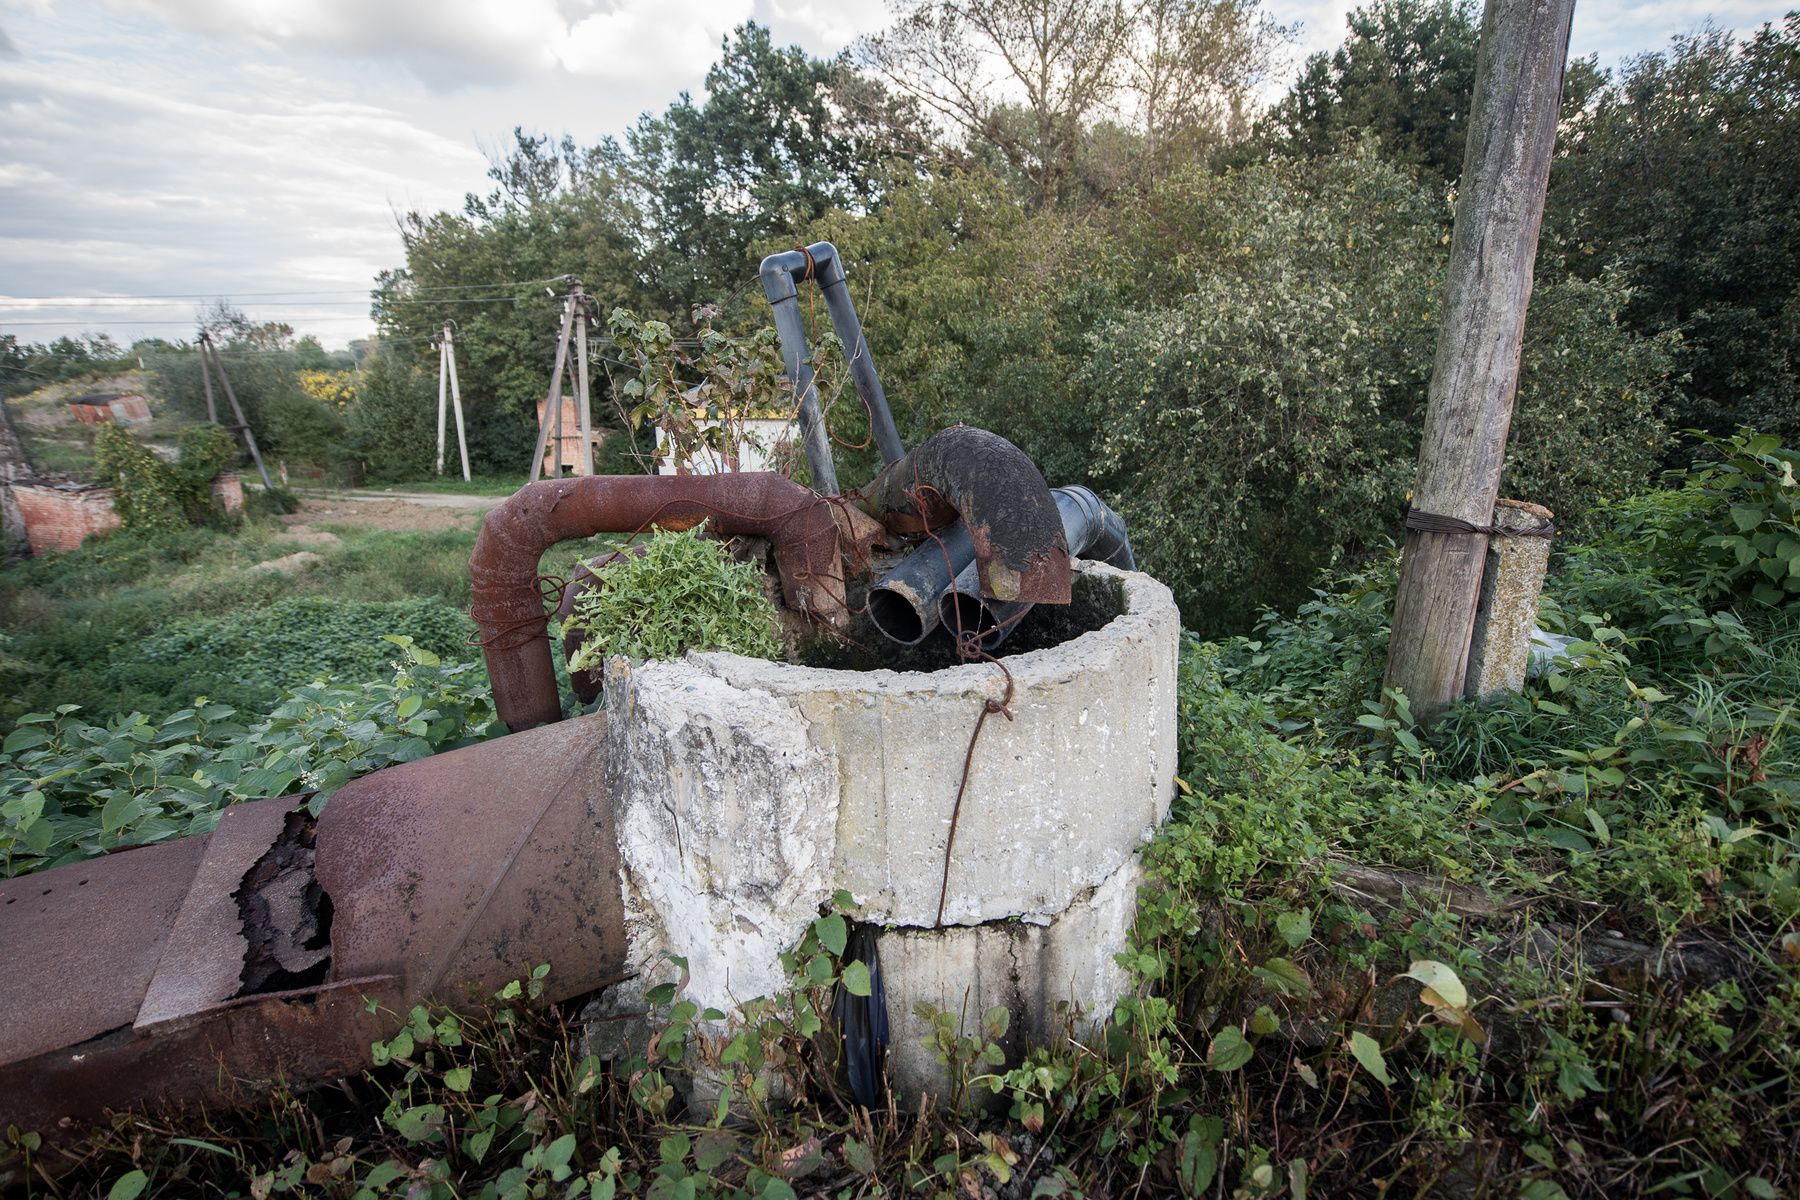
[527,284,579,481]
[200,333,281,505]
[573,292,595,477]
[436,322,471,481]
[199,340,218,423]
[1384,0,1576,724]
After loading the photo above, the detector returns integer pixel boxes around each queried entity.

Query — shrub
[1087,149,1675,635]
[348,354,438,482]
[262,390,346,466]
[92,421,236,534]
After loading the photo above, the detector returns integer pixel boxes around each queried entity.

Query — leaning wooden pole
[528,287,578,481]
[1384,0,1575,724]
[204,337,282,507]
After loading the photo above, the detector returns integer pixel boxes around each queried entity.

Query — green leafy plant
[94,420,237,534]
[606,306,838,481]
[563,523,783,669]
[0,636,497,877]
[1685,430,1800,609]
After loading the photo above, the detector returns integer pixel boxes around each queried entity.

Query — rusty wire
[936,653,1016,929]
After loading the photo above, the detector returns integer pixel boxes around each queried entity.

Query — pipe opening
[801,572,1125,673]
[866,587,929,645]
[939,590,996,644]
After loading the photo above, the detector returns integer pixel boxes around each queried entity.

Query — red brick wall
[14,485,122,555]
[211,471,244,515]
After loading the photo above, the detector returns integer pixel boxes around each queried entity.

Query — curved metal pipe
[864,425,1070,607]
[471,474,852,732]
[940,487,1136,651]
[0,718,626,1147]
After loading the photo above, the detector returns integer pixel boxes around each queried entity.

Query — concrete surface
[601,559,1180,1101]
[1465,499,1554,700]
[878,852,1143,1107]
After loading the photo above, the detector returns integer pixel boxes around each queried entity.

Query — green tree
[1085,149,1674,634]
[1258,0,1480,184]
[1547,15,1800,446]
[632,22,925,305]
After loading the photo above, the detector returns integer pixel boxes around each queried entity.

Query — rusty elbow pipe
[472,474,850,732]
[866,426,1071,606]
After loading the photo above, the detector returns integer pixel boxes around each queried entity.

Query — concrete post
[1463,498,1554,700]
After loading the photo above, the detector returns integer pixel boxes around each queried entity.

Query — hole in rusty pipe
[235,811,333,996]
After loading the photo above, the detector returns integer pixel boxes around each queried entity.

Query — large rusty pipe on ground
[864,425,1071,606]
[472,474,853,733]
[0,717,625,1146]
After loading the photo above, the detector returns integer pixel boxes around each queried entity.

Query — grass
[13,424,98,475]
[0,515,482,733]
[370,474,538,497]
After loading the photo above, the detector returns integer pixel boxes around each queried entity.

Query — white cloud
[0,8,485,346]
[2,0,1790,350]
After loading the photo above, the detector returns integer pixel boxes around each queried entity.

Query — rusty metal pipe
[0,717,626,1145]
[864,425,1071,606]
[472,474,850,733]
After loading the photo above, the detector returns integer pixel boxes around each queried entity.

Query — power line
[0,278,567,302]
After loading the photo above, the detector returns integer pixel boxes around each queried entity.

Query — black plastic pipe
[866,520,976,645]
[759,243,906,494]
[940,487,1135,651]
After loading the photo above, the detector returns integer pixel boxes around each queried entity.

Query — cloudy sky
[1,0,1791,352]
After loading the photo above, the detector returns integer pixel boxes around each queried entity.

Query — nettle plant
[1684,429,1800,609]
[0,636,498,878]
[563,524,783,671]
[604,305,848,480]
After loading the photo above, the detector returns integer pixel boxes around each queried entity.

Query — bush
[262,390,346,466]
[92,421,237,534]
[1087,149,1676,635]
[348,354,438,482]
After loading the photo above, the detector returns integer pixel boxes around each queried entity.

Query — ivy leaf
[841,1137,876,1177]
[1275,909,1312,948]
[107,1171,149,1200]
[1400,960,1468,1009]
[841,959,872,997]
[813,913,847,957]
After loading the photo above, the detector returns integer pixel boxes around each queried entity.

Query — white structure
[655,417,794,476]
[599,561,1180,1103]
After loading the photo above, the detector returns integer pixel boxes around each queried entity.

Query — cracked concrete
[599,560,1179,1103]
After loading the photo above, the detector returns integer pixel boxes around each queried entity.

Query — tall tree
[1261,0,1481,185]
[861,0,1284,203]
[632,23,925,305]
[1547,15,1800,446]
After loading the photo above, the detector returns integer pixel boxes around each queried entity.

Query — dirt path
[282,495,493,532]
